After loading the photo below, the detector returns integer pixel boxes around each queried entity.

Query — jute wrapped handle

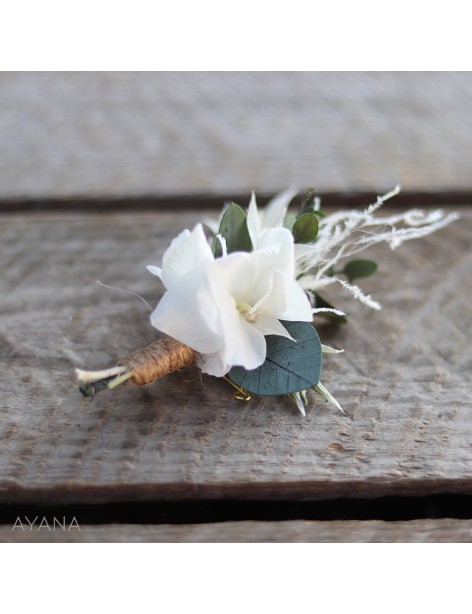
[118,337,196,386]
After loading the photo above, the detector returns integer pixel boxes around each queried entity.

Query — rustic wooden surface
[0,206,470,510]
[2,72,472,198]
[2,519,472,543]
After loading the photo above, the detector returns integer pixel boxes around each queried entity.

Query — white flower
[247,188,298,247]
[148,223,313,377]
[247,189,319,268]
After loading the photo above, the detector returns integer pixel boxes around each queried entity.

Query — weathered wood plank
[2,519,472,543]
[2,73,472,199]
[0,208,471,504]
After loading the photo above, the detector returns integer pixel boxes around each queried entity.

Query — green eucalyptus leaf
[312,292,347,324]
[342,259,378,283]
[213,202,252,257]
[228,321,322,396]
[292,212,319,244]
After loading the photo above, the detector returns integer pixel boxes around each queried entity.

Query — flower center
[237,301,256,323]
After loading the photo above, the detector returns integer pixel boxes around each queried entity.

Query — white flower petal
[226,315,267,370]
[249,270,285,316]
[277,273,313,322]
[220,292,267,370]
[252,312,294,340]
[147,265,163,279]
[199,308,266,376]
[256,227,296,277]
[246,191,261,248]
[263,187,298,230]
[161,224,214,289]
[210,252,257,304]
[246,189,298,246]
[151,270,221,354]
[203,217,220,235]
[196,352,230,377]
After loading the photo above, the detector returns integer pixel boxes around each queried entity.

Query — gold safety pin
[222,375,252,402]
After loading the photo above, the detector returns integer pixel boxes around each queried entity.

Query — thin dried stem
[77,336,195,398]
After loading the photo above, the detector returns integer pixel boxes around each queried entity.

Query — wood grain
[2,519,472,543]
[2,72,472,199]
[0,207,471,505]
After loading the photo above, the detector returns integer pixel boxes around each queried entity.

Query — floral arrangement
[76,187,458,415]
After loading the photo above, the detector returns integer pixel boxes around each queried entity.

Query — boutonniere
[76,186,458,415]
